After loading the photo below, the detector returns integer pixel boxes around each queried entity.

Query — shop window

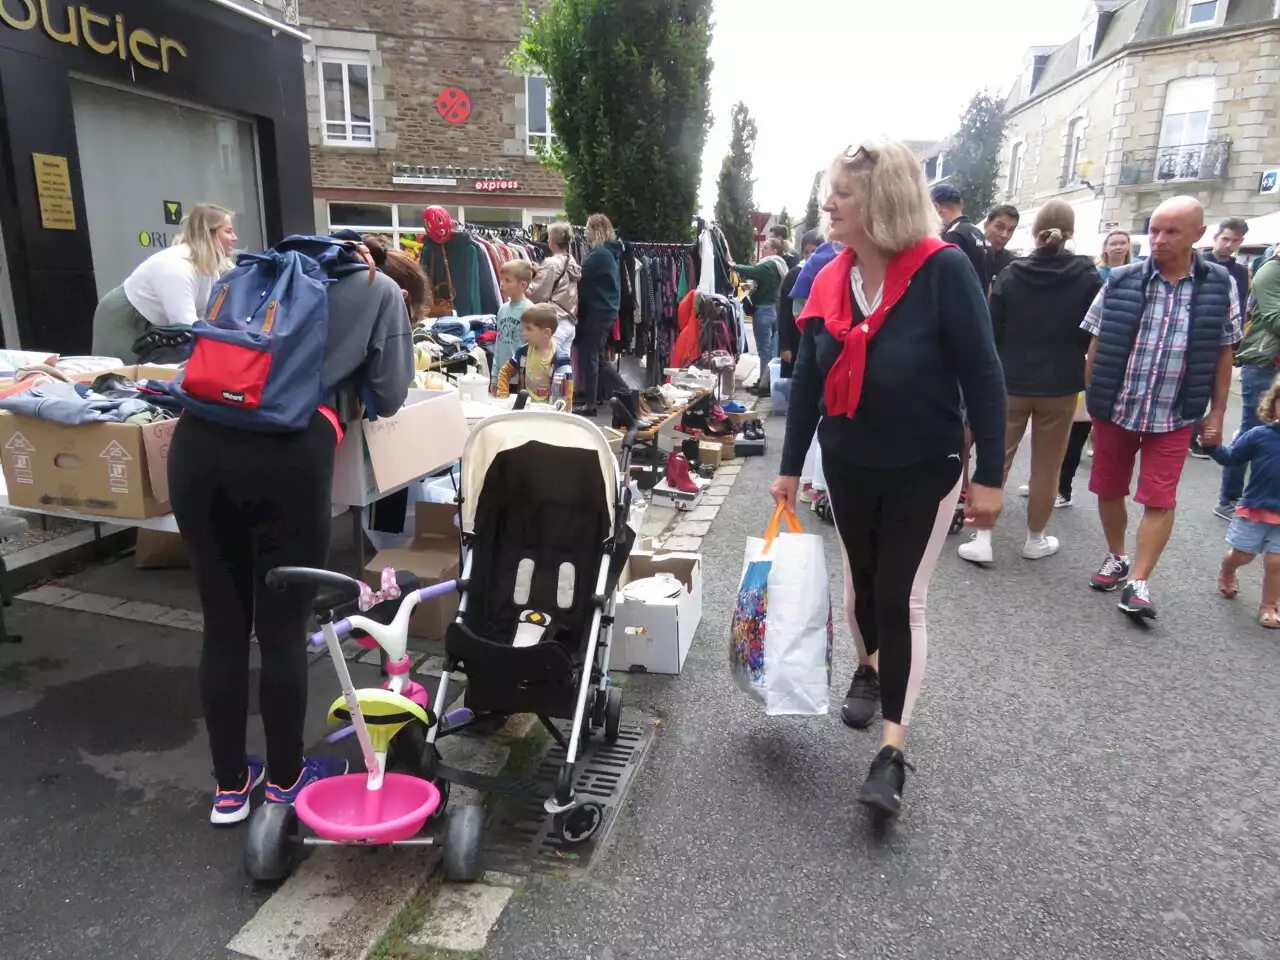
[321,57,374,146]
[526,76,555,155]
[1179,0,1226,30]
[328,202,392,229]
[328,202,462,258]
[461,206,524,229]
[1158,77,1214,180]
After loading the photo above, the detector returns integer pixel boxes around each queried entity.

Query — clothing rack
[624,238,699,386]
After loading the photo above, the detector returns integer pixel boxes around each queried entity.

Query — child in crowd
[495,303,574,407]
[492,261,535,391]
[1206,374,1280,628]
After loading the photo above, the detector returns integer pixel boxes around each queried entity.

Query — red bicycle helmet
[423,206,454,244]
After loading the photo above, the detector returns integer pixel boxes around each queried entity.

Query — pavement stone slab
[660,536,702,552]
[409,881,515,953]
[684,505,720,522]
[17,585,80,606]
[154,607,204,631]
[55,591,128,615]
[670,520,711,537]
[110,600,177,624]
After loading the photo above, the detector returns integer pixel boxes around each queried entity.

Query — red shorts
[1088,418,1193,510]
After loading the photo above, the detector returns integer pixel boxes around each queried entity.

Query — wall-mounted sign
[475,179,522,192]
[138,231,175,248]
[392,163,509,186]
[0,2,188,74]
[1261,170,1279,195]
[163,200,182,225]
[436,87,471,124]
[32,153,75,231]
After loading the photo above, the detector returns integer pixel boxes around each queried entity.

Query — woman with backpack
[169,234,415,826]
[92,203,238,363]
[528,221,582,352]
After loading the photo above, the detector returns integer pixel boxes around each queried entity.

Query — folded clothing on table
[0,374,178,425]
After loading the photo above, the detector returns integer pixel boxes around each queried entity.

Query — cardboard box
[365,502,462,641]
[697,441,722,469]
[134,529,189,569]
[650,477,706,512]
[602,427,625,456]
[715,436,736,460]
[613,551,702,675]
[332,388,469,507]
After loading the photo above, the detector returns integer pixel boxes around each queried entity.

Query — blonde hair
[1033,199,1075,252]
[174,203,234,276]
[500,260,536,285]
[1097,229,1133,268]
[1259,376,1280,424]
[829,139,936,254]
[522,302,559,333]
[586,213,616,248]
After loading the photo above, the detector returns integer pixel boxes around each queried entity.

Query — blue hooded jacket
[789,242,844,300]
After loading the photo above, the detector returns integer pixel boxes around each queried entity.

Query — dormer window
[1178,0,1227,31]
[1077,14,1098,68]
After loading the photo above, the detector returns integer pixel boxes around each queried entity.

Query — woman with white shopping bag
[771,139,1007,816]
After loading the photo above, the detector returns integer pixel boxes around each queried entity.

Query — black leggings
[1059,421,1092,500]
[577,315,627,408]
[169,413,335,789]
[823,452,962,726]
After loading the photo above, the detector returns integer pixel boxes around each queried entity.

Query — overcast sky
[698,0,1087,219]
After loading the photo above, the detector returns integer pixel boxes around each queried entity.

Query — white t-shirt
[122,243,216,328]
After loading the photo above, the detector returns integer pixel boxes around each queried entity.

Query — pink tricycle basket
[296,773,441,844]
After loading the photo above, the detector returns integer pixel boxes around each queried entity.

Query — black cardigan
[780,246,1007,487]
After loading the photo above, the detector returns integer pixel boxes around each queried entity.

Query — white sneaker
[1016,484,1029,497]
[1055,494,1072,508]
[1022,535,1060,559]
[958,534,993,564]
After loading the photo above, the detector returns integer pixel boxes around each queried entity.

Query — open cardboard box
[0,364,179,519]
[332,388,469,507]
[365,502,462,641]
[613,550,702,675]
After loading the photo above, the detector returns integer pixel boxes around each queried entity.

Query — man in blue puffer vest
[1080,196,1242,621]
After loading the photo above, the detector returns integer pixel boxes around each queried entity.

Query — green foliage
[803,171,822,233]
[714,101,758,262]
[776,207,792,236]
[513,0,713,241]
[947,91,1006,220]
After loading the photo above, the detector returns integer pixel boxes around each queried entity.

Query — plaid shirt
[1081,266,1242,433]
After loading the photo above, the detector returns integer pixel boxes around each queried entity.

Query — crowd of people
[771,136,1276,816]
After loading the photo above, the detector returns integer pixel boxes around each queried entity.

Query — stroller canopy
[459,411,621,537]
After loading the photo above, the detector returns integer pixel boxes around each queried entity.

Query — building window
[1179,0,1226,30]
[320,58,374,146]
[1008,142,1024,195]
[1158,77,1214,180]
[1063,119,1084,185]
[526,76,555,155]
[1077,15,1098,68]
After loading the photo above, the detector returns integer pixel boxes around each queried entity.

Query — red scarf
[796,238,951,418]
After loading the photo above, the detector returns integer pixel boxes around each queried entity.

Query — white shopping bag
[730,503,833,715]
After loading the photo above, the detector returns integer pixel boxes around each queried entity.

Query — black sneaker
[858,746,914,816]
[1189,438,1210,460]
[1090,553,1130,591]
[1118,579,1156,619]
[840,665,880,729]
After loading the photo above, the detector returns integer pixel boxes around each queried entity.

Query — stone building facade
[276,0,565,248]
[1000,0,1280,251]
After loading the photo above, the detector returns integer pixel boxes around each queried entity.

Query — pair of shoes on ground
[739,419,765,441]
[1089,554,1157,619]
[839,665,913,816]
[211,755,348,826]
[1014,484,1072,509]
[958,530,1060,564]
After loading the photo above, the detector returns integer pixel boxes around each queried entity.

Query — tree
[802,170,822,233]
[947,91,1006,220]
[513,0,713,241]
[714,101,758,262]
[776,207,792,237]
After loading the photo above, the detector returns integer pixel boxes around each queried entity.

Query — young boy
[492,261,536,391]
[495,303,574,406]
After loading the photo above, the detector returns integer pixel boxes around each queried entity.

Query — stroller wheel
[604,687,623,742]
[244,803,299,882]
[949,505,965,536]
[427,777,451,824]
[555,802,604,846]
[441,805,485,883]
[590,688,608,729]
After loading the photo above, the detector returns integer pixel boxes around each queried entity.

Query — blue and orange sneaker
[211,756,265,825]
[265,756,349,805]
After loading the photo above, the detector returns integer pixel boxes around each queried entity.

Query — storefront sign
[436,87,471,124]
[0,2,188,74]
[32,153,75,231]
[475,179,522,192]
[392,163,509,187]
[163,200,182,225]
[1261,170,1279,195]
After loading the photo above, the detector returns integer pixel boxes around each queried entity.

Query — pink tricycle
[243,566,484,883]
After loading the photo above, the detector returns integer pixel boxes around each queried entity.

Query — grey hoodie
[323,269,415,422]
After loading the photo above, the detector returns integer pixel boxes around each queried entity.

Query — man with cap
[932,183,991,291]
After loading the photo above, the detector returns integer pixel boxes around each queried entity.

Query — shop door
[70,80,264,297]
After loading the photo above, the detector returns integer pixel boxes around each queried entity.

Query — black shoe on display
[858,746,914,817]
[840,665,881,729]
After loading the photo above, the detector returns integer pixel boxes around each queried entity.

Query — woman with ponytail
[959,199,1102,565]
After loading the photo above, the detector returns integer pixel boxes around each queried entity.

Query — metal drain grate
[484,714,654,876]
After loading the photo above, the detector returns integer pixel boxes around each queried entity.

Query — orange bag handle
[763,501,803,552]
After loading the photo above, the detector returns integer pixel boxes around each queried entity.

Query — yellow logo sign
[0,2,188,74]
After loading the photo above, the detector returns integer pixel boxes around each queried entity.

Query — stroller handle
[307,579,459,646]
[609,397,640,450]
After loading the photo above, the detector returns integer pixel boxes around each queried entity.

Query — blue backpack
[171,235,377,432]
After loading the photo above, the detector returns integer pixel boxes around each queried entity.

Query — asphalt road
[485,402,1280,960]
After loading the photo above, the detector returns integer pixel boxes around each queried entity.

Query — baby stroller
[417,403,638,846]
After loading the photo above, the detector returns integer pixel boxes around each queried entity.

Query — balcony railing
[1119,140,1230,186]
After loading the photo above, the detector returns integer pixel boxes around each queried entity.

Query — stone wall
[297,0,564,202]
